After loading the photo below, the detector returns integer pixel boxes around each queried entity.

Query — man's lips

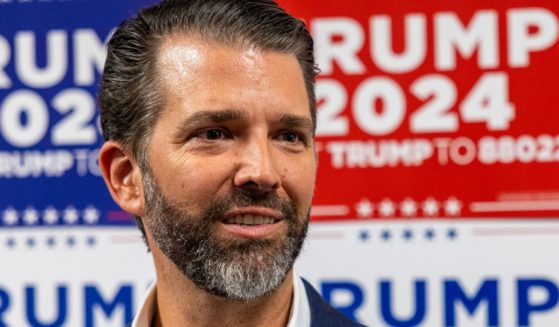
[219,207,284,239]
[222,206,283,224]
[224,214,277,225]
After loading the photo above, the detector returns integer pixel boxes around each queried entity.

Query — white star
[400,198,417,217]
[23,207,39,225]
[43,206,59,225]
[378,198,395,217]
[355,199,374,218]
[3,207,19,225]
[422,198,439,217]
[444,197,462,217]
[63,206,79,224]
[83,206,100,224]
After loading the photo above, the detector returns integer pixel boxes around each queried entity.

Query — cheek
[163,172,223,214]
[176,170,223,192]
[165,151,224,182]
[156,159,232,207]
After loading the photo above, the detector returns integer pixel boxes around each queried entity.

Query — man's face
[141,35,317,300]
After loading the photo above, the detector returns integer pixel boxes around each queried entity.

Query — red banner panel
[278,0,559,221]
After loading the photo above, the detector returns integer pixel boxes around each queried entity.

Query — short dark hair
[99,0,318,166]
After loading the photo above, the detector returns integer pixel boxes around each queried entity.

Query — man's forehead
[145,35,313,141]
[153,34,308,107]
[154,32,308,81]
[155,33,278,69]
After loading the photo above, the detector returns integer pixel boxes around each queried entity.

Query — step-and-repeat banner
[1,0,558,326]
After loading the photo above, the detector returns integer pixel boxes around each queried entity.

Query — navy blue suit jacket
[303,279,367,327]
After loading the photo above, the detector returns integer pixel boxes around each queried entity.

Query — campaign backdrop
[1,0,558,326]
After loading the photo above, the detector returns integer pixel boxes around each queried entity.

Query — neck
[152,251,294,327]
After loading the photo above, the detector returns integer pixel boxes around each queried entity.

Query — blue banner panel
[1,0,157,228]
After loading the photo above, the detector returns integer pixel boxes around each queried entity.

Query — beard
[141,169,309,301]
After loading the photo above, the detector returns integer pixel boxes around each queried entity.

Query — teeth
[226,215,275,225]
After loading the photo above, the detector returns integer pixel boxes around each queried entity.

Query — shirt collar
[131,271,310,327]
[131,281,156,327]
[289,270,311,327]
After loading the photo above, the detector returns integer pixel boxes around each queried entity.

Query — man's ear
[98,141,145,217]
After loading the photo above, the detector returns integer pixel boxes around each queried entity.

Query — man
[98,0,363,326]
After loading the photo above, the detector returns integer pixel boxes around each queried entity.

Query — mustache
[207,188,297,222]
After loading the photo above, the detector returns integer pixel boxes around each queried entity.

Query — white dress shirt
[132,271,311,327]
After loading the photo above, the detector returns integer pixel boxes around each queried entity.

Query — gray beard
[142,169,308,300]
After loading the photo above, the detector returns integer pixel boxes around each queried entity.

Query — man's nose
[233,136,281,193]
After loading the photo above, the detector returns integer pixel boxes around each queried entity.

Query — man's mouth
[219,208,285,238]
[224,215,277,225]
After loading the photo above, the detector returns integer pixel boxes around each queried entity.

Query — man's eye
[195,128,227,140]
[278,131,304,144]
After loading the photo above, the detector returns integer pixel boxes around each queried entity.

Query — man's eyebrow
[278,114,314,132]
[186,109,244,123]
[173,109,243,137]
